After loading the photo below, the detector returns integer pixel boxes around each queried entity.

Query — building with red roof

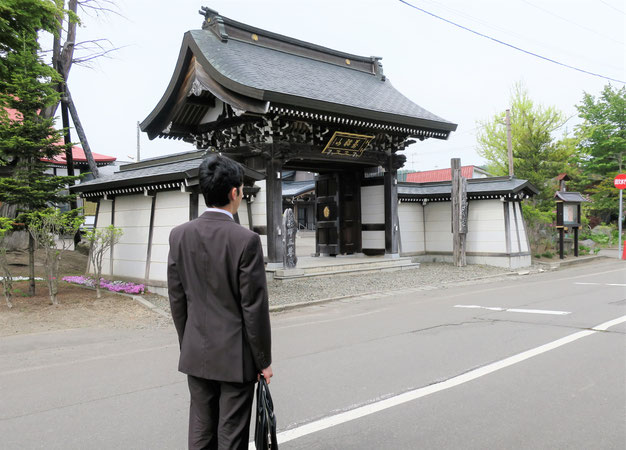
[2,107,116,171]
[406,165,491,183]
[41,146,117,168]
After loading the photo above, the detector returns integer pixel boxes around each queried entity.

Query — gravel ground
[144,262,521,314]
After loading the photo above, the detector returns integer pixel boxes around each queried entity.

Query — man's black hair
[198,154,245,207]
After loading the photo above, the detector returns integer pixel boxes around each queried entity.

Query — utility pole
[506,109,514,177]
[136,121,141,162]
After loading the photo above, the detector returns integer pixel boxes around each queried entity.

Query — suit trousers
[187,375,255,450]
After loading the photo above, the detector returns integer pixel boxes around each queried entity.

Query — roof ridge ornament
[199,6,228,42]
[370,56,386,81]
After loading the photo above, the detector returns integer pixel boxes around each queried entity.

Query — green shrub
[591,234,609,245]
[542,251,554,258]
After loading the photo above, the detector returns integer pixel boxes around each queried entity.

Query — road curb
[533,254,610,270]
[128,295,171,319]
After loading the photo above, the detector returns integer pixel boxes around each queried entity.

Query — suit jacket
[167,210,271,383]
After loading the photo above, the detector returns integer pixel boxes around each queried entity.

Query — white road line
[251,314,626,448]
[454,305,571,315]
[574,282,626,287]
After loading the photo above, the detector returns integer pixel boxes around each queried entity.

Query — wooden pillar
[265,156,284,267]
[574,227,579,257]
[145,194,156,281]
[189,190,198,221]
[384,155,399,257]
[559,228,564,259]
[451,158,467,267]
[110,196,115,276]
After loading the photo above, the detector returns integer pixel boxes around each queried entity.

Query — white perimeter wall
[398,202,425,253]
[507,202,529,254]
[112,195,152,280]
[515,202,530,253]
[424,202,452,253]
[467,200,507,254]
[94,199,113,276]
[251,180,268,257]
[238,199,250,229]
[149,191,190,282]
[361,185,385,250]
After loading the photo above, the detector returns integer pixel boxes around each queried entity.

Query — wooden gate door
[338,171,361,254]
[315,174,339,255]
[315,172,362,256]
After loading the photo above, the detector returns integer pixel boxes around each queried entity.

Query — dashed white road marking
[575,282,626,287]
[250,314,626,449]
[454,305,571,315]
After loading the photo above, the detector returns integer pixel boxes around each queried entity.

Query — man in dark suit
[168,154,273,450]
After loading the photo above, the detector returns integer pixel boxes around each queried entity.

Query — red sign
[615,174,626,190]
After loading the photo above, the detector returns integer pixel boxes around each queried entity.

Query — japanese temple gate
[140,7,457,266]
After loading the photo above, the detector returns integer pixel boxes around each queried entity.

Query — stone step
[268,257,421,280]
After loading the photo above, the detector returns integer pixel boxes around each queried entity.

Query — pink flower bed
[62,276,145,295]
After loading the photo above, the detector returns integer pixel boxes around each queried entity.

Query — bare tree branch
[72,45,126,66]
[78,0,122,18]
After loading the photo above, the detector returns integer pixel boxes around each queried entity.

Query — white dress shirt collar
[205,207,233,220]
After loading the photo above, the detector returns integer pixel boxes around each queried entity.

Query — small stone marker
[282,208,298,268]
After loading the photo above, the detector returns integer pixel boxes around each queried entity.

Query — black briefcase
[255,377,278,449]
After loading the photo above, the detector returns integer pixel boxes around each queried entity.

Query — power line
[597,0,625,15]
[520,0,623,46]
[414,0,622,71]
[397,0,625,84]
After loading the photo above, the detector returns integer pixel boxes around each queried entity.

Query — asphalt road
[0,259,624,449]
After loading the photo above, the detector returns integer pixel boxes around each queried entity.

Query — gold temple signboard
[321,131,374,158]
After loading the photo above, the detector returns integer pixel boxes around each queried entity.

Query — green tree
[0,0,63,83]
[574,85,625,222]
[0,5,79,295]
[476,84,574,204]
[0,217,15,308]
[576,85,626,175]
[27,208,83,305]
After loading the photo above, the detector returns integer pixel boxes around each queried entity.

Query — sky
[61,0,625,172]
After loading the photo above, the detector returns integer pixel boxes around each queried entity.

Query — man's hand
[259,365,273,384]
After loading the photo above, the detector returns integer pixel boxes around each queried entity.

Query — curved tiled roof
[190,29,453,127]
[141,10,457,139]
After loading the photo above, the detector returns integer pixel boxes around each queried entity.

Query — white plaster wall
[93,199,113,275]
[362,230,385,249]
[424,202,452,253]
[361,185,384,224]
[111,195,152,280]
[149,191,190,282]
[516,202,530,253]
[238,199,249,229]
[507,202,520,254]
[398,202,425,253]
[250,181,267,257]
[197,194,205,216]
[466,200,507,254]
[467,254,530,269]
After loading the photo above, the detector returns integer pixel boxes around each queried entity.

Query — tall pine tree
[0,1,79,295]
